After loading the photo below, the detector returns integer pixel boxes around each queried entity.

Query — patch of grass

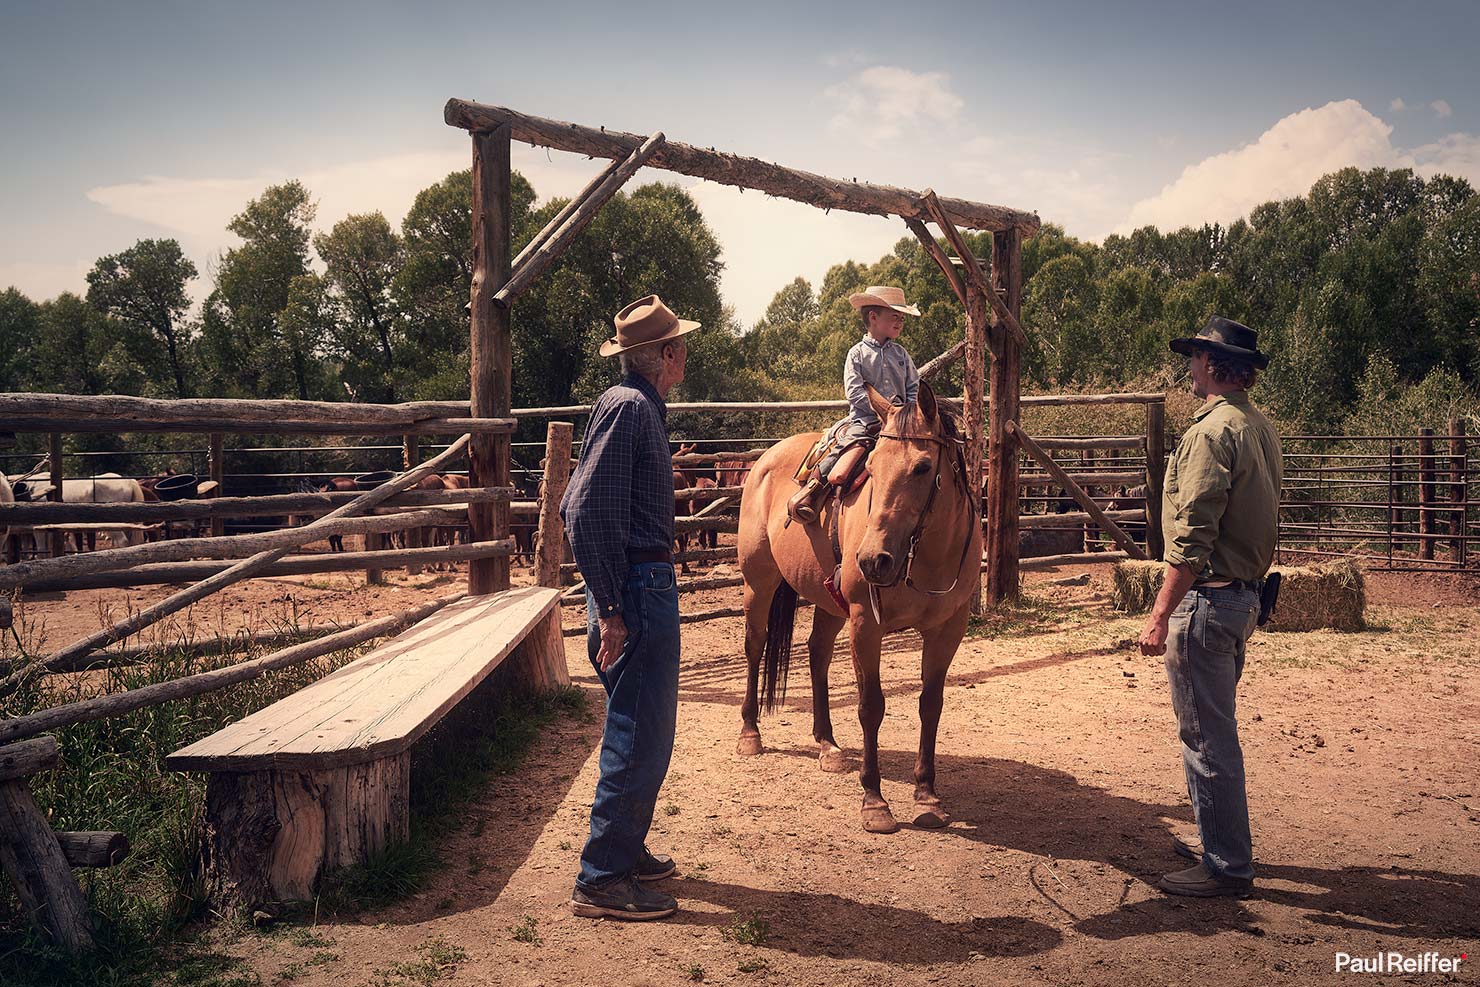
[967,591,1095,638]
[681,962,706,981]
[694,861,710,873]
[508,914,542,946]
[738,957,770,973]
[558,840,572,851]
[723,916,770,947]
[373,936,468,985]
[307,950,339,966]
[289,928,334,949]
[714,824,732,836]
[664,803,680,817]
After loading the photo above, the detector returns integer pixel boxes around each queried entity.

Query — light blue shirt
[844,335,919,428]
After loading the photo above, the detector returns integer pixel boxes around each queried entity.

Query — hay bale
[1111,559,1365,632]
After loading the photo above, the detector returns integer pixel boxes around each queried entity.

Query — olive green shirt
[1161,390,1283,582]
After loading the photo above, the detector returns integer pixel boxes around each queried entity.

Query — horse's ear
[917,380,938,424]
[865,384,895,422]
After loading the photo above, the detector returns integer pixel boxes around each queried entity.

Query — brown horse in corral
[736,381,981,834]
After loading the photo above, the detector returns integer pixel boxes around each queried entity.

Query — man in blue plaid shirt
[561,295,700,921]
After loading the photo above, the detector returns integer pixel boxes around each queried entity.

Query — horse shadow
[773,746,1480,945]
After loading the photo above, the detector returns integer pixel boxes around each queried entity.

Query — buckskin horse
[735,381,982,833]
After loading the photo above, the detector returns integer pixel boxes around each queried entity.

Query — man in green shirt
[1139,316,1282,898]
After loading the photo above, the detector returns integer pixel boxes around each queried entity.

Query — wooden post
[47,433,64,560]
[470,125,513,596]
[403,435,422,576]
[1452,418,1468,566]
[510,422,575,692]
[984,230,1023,604]
[208,432,224,539]
[1419,428,1434,561]
[0,737,94,952]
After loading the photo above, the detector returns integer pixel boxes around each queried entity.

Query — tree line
[2,164,1476,444]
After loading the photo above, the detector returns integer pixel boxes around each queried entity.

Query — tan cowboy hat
[848,285,920,317]
[599,294,703,358]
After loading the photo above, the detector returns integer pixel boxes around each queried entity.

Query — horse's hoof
[861,804,899,834]
[818,744,850,773]
[912,802,950,828]
[736,734,764,757]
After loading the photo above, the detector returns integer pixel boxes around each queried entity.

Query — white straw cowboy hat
[599,294,703,358]
[848,285,920,317]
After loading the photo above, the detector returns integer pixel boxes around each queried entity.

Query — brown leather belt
[628,548,672,565]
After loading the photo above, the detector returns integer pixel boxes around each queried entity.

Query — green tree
[0,288,41,392]
[315,212,404,402]
[85,238,198,397]
[200,180,323,399]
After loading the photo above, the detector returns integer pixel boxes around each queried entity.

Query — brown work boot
[786,477,829,524]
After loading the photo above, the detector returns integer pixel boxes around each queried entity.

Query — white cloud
[1431,99,1453,119]
[1410,132,1480,182]
[825,66,964,144]
[1119,100,1403,233]
[1390,97,1406,112]
[684,181,902,327]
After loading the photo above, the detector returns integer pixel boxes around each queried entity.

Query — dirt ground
[16,560,1480,986]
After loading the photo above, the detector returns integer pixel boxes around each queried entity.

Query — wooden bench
[166,586,564,906]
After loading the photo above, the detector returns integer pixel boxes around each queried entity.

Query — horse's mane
[892,401,964,440]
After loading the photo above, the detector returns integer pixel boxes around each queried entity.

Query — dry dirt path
[185,568,1480,987]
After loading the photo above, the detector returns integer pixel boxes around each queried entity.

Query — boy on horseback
[787,285,921,524]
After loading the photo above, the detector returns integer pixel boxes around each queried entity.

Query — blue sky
[3,0,1477,325]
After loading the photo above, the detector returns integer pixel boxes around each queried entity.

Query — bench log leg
[0,780,94,951]
[201,753,410,909]
[506,607,568,692]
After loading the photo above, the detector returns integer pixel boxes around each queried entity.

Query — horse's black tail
[760,580,798,714]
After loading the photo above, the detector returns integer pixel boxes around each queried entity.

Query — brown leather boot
[786,477,830,524]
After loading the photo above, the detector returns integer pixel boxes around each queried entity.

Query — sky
[2,0,1478,327]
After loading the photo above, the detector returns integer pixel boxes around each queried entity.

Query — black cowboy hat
[1169,316,1270,369]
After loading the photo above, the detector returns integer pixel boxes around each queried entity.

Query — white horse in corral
[61,473,148,550]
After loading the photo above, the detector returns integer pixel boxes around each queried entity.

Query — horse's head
[855,380,958,587]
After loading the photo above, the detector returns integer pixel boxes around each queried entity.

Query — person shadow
[772,745,1480,944]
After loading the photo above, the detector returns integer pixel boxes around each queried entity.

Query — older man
[1139,316,1282,898]
[560,294,700,921]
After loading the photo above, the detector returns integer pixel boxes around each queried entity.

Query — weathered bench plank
[167,586,561,772]
[166,586,563,909]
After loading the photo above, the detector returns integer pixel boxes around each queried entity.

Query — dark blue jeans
[576,562,681,890]
[1164,585,1260,881]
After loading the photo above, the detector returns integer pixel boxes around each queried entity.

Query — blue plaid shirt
[560,373,675,616]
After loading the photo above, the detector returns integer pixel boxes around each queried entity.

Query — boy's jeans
[576,562,681,890]
[1164,585,1260,881]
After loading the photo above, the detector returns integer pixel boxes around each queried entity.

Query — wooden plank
[56,831,130,868]
[1018,471,1143,488]
[1018,509,1144,529]
[1032,436,1146,451]
[166,587,561,772]
[443,99,1040,235]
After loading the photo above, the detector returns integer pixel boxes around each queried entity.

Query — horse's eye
[911,460,931,476]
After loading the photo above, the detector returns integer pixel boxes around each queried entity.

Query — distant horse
[736,381,981,834]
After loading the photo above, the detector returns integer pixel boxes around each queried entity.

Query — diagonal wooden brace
[493,131,666,308]
[920,190,1029,348]
[1006,420,1147,561]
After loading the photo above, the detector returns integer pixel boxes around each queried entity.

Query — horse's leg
[808,609,849,772]
[736,574,779,756]
[913,607,969,828]
[850,616,896,833]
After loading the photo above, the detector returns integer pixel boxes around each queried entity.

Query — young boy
[787,285,921,524]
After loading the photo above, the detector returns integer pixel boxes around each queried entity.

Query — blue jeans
[1164,585,1260,881]
[576,562,681,890]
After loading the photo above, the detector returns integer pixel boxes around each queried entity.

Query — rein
[860,426,977,600]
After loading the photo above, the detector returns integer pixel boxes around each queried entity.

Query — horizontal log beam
[0,393,513,435]
[0,487,511,525]
[0,737,59,783]
[0,595,466,746]
[56,831,130,868]
[1018,550,1131,571]
[1031,436,1146,451]
[444,99,1039,235]
[0,510,455,590]
[1018,471,1143,488]
[512,392,1165,418]
[15,540,515,593]
[1018,509,1145,529]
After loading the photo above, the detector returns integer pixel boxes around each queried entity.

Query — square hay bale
[1111,559,1365,632]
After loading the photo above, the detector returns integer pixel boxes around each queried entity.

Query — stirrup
[787,477,828,524]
